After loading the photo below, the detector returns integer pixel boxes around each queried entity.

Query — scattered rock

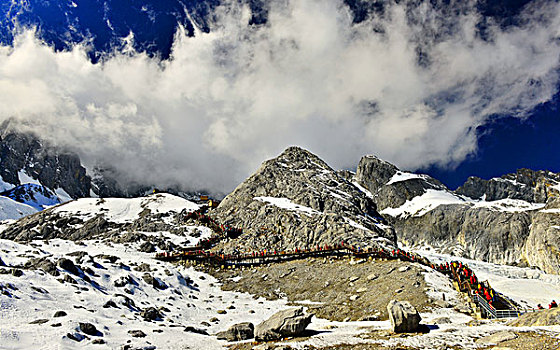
[138,242,156,253]
[128,330,146,338]
[79,322,101,336]
[255,307,313,341]
[51,323,62,327]
[216,322,254,341]
[134,263,152,272]
[142,273,167,289]
[183,326,209,335]
[67,332,86,342]
[140,307,161,321]
[10,269,23,277]
[29,319,49,325]
[349,295,360,301]
[366,273,378,281]
[348,276,360,282]
[103,300,119,309]
[398,266,410,272]
[476,331,518,344]
[92,339,106,345]
[57,258,80,275]
[0,256,5,266]
[54,311,67,318]
[217,310,227,314]
[62,274,77,284]
[25,257,59,276]
[387,300,421,333]
[114,275,134,287]
[95,255,119,264]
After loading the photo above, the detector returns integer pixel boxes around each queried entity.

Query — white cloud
[0,0,559,194]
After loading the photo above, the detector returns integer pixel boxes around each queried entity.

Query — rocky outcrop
[216,322,254,341]
[211,147,395,253]
[523,198,560,274]
[391,205,533,264]
[0,121,91,199]
[509,307,560,327]
[354,154,559,270]
[355,155,446,211]
[456,169,560,203]
[387,300,421,333]
[0,194,198,248]
[254,307,313,341]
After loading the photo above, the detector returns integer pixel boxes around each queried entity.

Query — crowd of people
[157,211,560,315]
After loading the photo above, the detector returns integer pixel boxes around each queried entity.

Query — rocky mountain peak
[0,120,91,199]
[212,147,396,253]
[456,169,560,203]
[355,155,400,194]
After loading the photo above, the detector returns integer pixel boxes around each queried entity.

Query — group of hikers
[156,209,560,316]
[537,300,558,309]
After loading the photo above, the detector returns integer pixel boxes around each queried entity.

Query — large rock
[387,300,421,333]
[212,147,395,253]
[216,322,254,341]
[255,307,313,341]
[57,258,80,275]
[508,307,560,327]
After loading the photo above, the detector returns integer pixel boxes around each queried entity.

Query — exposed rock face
[254,307,313,341]
[456,169,560,203]
[509,307,560,327]
[387,300,421,333]
[523,198,560,274]
[391,205,533,264]
[216,322,254,341]
[354,154,560,271]
[0,121,91,199]
[212,147,395,253]
[355,155,446,211]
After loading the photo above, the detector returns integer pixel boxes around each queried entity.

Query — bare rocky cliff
[355,154,560,273]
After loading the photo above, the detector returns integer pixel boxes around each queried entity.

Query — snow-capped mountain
[355,154,560,274]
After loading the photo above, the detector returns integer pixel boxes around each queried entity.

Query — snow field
[0,238,289,350]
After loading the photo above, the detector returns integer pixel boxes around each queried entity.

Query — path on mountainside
[155,208,540,319]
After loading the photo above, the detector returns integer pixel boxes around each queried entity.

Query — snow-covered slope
[0,238,289,350]
[0,193,202,245]
[53,193,200,224]
[0,196,38,220]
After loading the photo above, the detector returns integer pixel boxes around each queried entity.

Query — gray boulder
[57,258,80,275]
[140,307,161,321]
[25,257,59,276]
[216,322,254,341]
[387,300,421,333]
[255,307,313,341]
[79,322,101,336]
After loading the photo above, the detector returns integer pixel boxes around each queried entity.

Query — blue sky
[0,0,558,193]
[423,95,560,188]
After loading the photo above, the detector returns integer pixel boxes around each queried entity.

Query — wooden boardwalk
[155,208,539,319]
